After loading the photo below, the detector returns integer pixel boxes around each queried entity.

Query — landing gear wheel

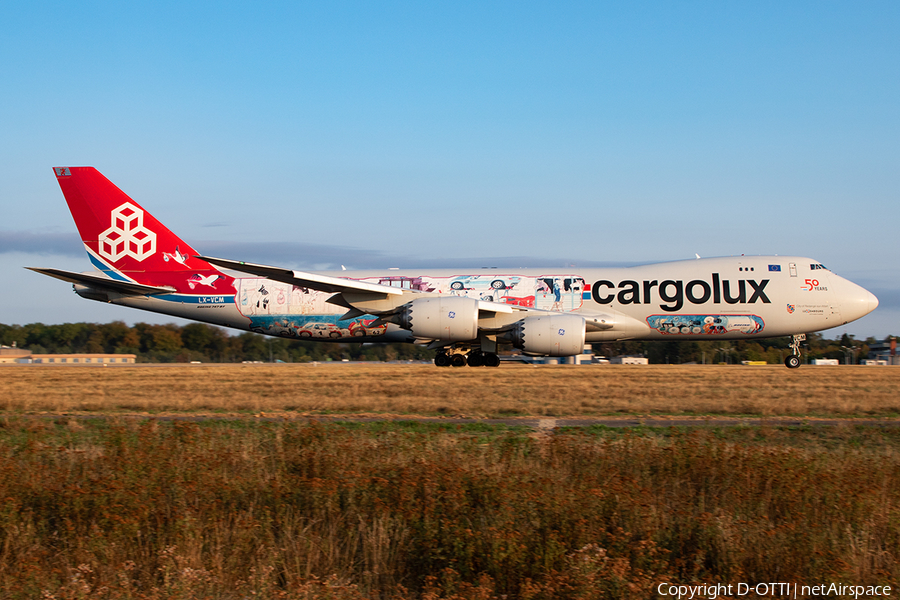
[450,353,467,367]
[785,333,806,369]
[467,352,484,367]
[434,353,451,367]
[483,352,501,368]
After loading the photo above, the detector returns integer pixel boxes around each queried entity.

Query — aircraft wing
[197,256,407,296]
[26,267,177,296]
[199,256,526,318]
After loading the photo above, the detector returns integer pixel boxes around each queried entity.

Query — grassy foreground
[2,363,900,417]
[0,418,898,599]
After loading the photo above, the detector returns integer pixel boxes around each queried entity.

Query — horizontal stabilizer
[26,267,177,296]
[197,256,405,296]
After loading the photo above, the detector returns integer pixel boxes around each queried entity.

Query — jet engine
[398,296,479,341]
[504,314,586,356]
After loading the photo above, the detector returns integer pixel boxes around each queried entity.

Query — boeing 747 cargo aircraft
[29,167,878,368]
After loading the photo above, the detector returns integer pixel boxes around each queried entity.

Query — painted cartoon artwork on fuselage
[359,274,587,311]
[235,278,387,340]
[237,278,337,317]
[233,273,591,340]
[646,314,765,336]
[374,276,436,292]
[246,314,387,340]
[534,276,585,311]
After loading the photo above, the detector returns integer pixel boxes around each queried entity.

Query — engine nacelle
[398,296,479,341]
[506,314,586,356]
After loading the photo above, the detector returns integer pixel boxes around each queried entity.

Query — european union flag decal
[768,265,781,272]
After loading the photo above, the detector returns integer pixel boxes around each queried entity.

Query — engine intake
[505,314,586,356]
[398,296,479,341]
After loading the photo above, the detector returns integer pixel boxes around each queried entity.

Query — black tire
[450,282,464,290]
[299,331,312,338]
[450,354,467,367]
[434,353,451,367]
[785,355,801,369]
[467,352,484,367]
[491,280,506,290]
[483,353,501,367]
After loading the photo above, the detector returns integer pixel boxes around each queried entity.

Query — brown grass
[1,364,899,417]
[1,419,898,599]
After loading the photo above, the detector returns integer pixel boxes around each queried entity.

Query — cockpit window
[810,263,829,271]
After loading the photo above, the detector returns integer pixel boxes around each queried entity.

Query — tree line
[0,321,888,364]
[596,332,882,365]
[0,322,432,363]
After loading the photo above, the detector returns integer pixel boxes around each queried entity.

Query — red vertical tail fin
[54,167,227,291]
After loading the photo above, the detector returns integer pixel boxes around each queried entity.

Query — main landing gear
[434,349,501,368]
[784,333,806,369]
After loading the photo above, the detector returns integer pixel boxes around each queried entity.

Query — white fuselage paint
[100,256,877,344]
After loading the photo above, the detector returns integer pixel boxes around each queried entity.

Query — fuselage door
[789,263,797,277]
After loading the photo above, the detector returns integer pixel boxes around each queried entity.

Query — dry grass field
[1,418,898,599]
[1,363,899,417]
[2,365,900,598]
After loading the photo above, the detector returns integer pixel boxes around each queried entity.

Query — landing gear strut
[784,333,805,369]
[433,349,501,367]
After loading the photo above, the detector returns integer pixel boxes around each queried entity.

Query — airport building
[609,355,650,365]
[0,345,32,364]
[0,346,136,365]
[865,338,900,366]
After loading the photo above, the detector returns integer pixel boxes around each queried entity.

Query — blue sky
[1,1,897,337]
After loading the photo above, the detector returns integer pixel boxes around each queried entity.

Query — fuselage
[89,255,877,344]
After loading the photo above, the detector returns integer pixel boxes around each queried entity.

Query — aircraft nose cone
[866,289,879,313]
[839,280,879,323]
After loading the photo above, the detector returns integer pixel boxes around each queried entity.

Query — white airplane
[29,167,878,368]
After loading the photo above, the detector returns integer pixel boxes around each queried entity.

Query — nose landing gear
[784,333,806,369]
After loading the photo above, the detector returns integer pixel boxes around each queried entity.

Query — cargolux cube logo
[98,203,157,262]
